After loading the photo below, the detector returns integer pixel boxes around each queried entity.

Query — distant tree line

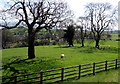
[2,25,118,49]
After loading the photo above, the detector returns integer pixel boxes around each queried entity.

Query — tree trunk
[95,39,99,48]
[2,41,7,49]
[95,33,101,49]
[80,29,84,47]
[28,32,35,59]
[81,39,84,47]
[68,39,74,47]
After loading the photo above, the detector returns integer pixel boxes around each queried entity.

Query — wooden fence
[2,58,120,84]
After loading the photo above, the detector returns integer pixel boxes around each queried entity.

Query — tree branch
[0,20,23,29]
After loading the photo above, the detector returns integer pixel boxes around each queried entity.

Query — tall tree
[64,25,75,47]
[0,0,72,59]
[85,3,117,48]
[77,17,90,47]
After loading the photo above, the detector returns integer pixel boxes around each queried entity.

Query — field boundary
[2,58,120,84]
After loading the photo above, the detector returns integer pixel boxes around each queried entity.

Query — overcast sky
[0,0,119,30]
[65,0,119,18]
[0,0,119,14]
[0,0,119,18]
[65,0,119,30]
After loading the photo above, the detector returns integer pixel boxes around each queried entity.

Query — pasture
[57,68,119,83]
[111,34,120,40]
[2,40,118,78]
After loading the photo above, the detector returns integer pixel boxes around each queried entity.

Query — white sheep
[61,54,65,58]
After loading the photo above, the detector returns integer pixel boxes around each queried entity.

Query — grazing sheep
[61,54,64,58]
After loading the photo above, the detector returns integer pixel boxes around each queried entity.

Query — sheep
[61,54,65,58]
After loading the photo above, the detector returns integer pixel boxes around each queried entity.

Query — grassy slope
[72,69,119,82]
[2,40,118,77]
[57,69,119,83]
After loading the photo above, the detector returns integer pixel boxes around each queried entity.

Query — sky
[0,0,119,17]
[0,0,119,30]
[65,0,119,18]
[65,0,119,30]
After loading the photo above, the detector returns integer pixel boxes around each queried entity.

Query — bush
[13,42,28,48]
[2,29,14,49]
[34,39,50,46]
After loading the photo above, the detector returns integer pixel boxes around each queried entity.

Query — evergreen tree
[64,25,75,47]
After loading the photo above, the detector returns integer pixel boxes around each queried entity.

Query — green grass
[2,40,118,78]
[111,34,120,39]
[85,39,118,47]
[57,68,119,83]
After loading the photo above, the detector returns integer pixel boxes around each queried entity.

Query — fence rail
[2,58,120,84]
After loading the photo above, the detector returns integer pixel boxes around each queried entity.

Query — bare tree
[76,17,90,47]
[85,3,117,48]
[0,0,72,59]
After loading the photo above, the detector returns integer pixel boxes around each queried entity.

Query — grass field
[111,34,120,40]
[56,68,119,83]
[2,40,119,78]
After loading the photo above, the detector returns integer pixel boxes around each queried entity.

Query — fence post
[105,61,107,71]
[14,76,17,84]
[78,65,81,79]
[93,63,95,75]
[40,72,43,84]
[61,68,64,81]
[115,59,117,69]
